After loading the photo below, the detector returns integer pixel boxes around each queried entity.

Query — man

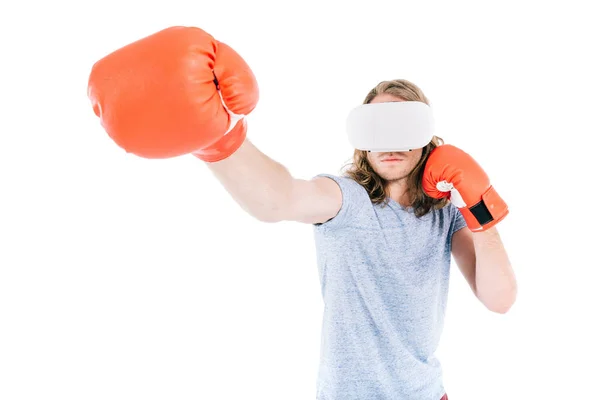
[88,26,517,400]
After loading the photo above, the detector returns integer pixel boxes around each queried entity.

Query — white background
[1,1,599,399]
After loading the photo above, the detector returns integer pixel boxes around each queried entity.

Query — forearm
[204,138,294,222]
[473,227,517,313]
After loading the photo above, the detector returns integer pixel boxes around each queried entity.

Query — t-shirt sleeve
[312,173,366,230]
[450,204,468,235]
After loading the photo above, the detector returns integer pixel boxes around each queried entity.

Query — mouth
[381,158,403,162]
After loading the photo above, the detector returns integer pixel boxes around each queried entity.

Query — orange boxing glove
[87,26,259,161]
[422,144,508,232]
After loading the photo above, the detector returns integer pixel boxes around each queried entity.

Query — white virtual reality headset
[346,101,434,152]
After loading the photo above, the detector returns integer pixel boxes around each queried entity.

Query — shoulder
[441,202,468,235]
[313,174,367,200]
[314,173,362,189]
[312,174,370,229]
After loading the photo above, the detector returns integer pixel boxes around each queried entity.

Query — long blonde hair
[342,79,448,217]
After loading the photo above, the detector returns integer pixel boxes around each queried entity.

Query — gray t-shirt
[312,174,467,400]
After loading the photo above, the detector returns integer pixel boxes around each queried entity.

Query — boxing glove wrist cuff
[461,185,509,231]
[193,118,247,162]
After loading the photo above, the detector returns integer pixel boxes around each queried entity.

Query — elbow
[486,300,514,315]
[480,285,518,315]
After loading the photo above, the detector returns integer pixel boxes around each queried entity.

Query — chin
[379,173,403,181]
[385,170,411,180]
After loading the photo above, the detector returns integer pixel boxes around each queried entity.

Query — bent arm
[472,227,517,313]
[205,138,341,224]
[452,226,517,313]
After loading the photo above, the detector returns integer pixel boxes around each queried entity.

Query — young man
[88,26,517,400]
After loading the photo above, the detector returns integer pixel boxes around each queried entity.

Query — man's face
[366,94,423,182]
